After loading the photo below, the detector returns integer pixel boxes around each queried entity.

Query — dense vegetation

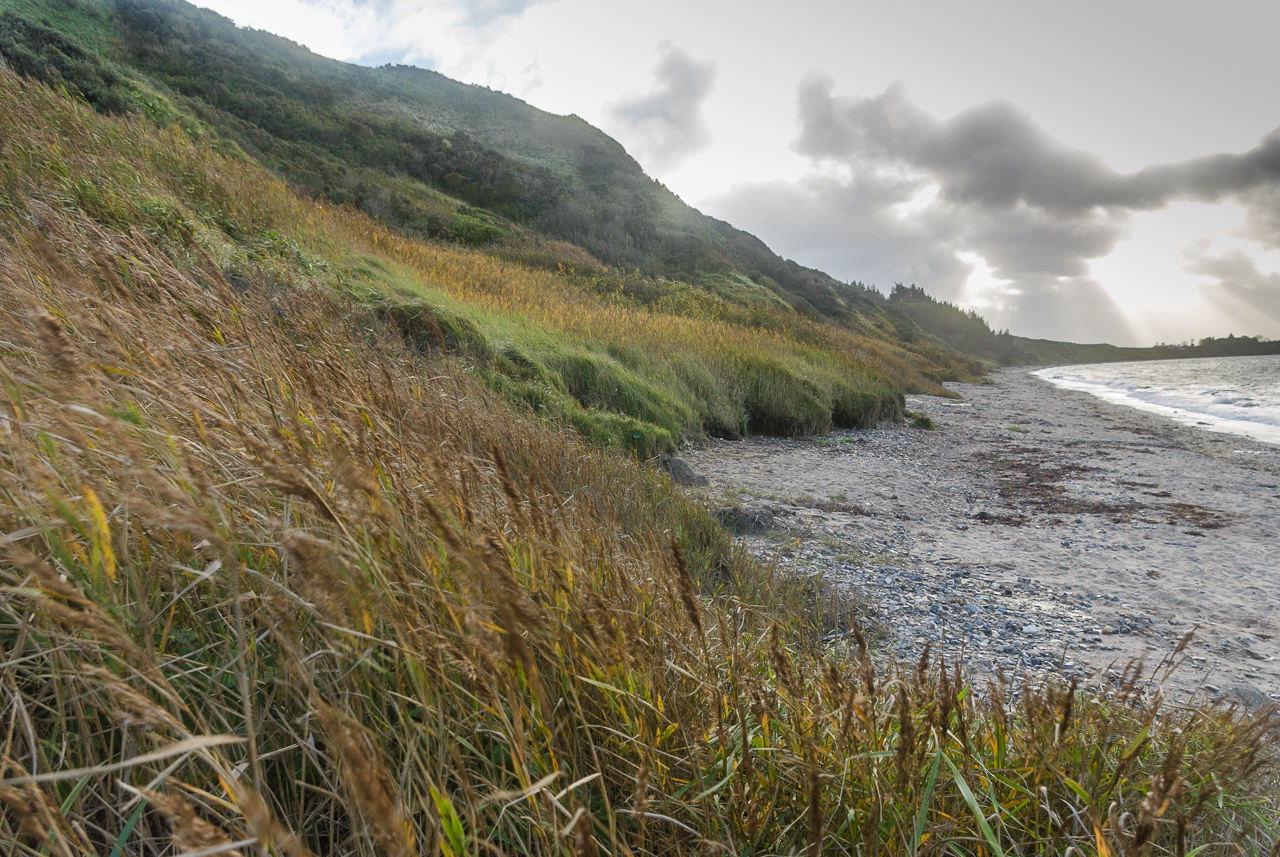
[0,0,990,454]
[0,0,1271,378]
[0,0,911,332]
[0,67,1276,857]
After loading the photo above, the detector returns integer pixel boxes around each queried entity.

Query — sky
[194,0,1280,346]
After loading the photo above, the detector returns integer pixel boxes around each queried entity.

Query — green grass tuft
[907,410,937,430]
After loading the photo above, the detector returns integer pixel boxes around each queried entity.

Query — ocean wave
[1033,355,1280,445]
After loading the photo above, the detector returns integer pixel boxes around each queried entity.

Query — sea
[1032,354,1280,446]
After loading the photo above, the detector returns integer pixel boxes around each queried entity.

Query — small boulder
[659,455,710,487]
[715,505,775,535]
[1226,684,1273,711]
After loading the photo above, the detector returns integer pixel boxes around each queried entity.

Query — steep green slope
[5,0,1269,376]
[0,0,899,332]
[0,0,991,453]
[0,44,973,460]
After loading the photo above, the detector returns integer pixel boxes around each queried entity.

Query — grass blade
[0,736,244,787]
[107,802,146,857]
[944,755,1005,857]
[913,747,943,853]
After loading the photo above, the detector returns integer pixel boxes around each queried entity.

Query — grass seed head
[671,537,703,638]
[32,309,86,386]
[768,622,796,697]
[314,702,416,857]
[139,788,245,857]
[0,756,86,857]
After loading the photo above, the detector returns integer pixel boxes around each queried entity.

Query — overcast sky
[196,0,1280,346]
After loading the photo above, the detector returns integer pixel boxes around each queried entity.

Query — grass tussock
[906,411,937,431]
[0,150,1276,857]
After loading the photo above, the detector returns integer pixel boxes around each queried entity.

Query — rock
[1244,648,1270,661]
[1227,684,1274,710]
[964,604,981,615]
[715,504,774,534]
[660,455,710,487]
[1023,624,1040,635]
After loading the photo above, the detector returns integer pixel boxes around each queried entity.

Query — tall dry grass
[0,62,949,453]
[0,166,1275,856]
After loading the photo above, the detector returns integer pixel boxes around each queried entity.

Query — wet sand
[684,368,1280,707]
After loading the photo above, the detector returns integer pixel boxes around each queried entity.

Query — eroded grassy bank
[0,65,970,456]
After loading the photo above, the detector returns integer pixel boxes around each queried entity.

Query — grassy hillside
[0,30,977,456]
[3,0,1267,381]
[0,0,921,333]
[0,65,1276,856]
[0,0,990,454]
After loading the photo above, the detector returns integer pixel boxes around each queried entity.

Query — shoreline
[1033,355,1280,447]
[684,367,1280,707]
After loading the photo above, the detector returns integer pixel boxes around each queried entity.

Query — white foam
[1034,355,1280,446]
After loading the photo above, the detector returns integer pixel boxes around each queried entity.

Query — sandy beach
[684,368,1280,707]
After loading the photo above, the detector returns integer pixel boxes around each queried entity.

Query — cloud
[211,0,554,71]
[607,42,717,172]
[454,0,550,29]
[712,76,1280,343]
[519,53,542,94]
[1186,245,1280,330]
[325,0,550,34]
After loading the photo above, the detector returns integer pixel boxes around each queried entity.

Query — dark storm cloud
[795,78,1280,215]
[608,43,717,171]
[715,76,1280,342]
[794,80,1131,214]
[1129,129,1280,209]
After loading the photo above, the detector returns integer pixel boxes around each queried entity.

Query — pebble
[751,529,1138,687]
[685,380,1276,699]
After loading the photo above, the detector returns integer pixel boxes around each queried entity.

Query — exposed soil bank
[685,368,1280,708]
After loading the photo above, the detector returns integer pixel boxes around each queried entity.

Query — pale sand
[684,368,1280,706]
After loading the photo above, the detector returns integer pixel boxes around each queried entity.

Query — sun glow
[894,183,939,218]
[956,251,1010,311]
